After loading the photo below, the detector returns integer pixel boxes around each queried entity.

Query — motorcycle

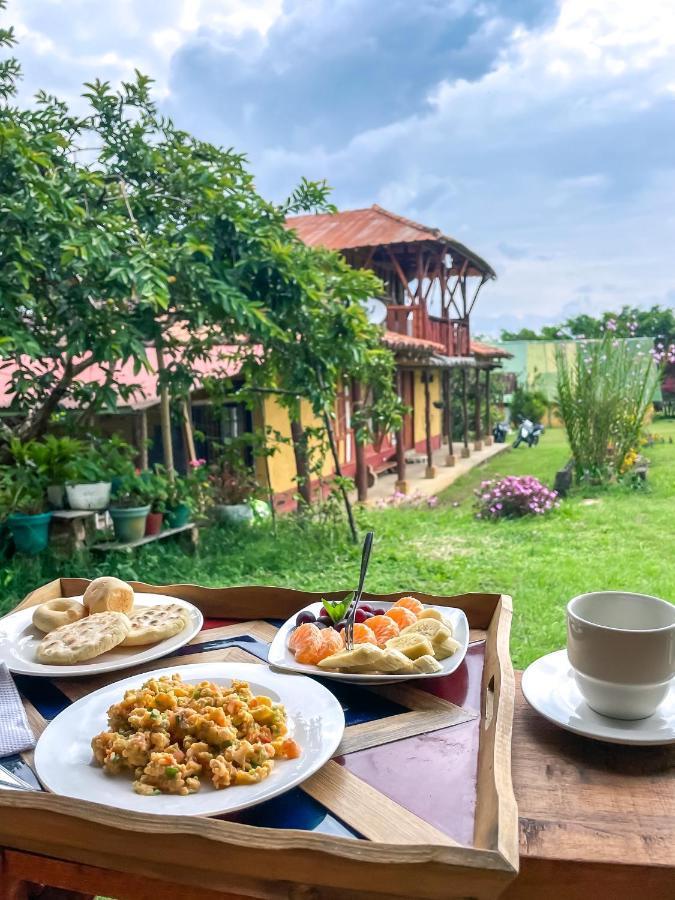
[513,418,545,448]
[492,422,509,444]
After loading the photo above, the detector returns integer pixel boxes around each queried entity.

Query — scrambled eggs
[91,674,301,795]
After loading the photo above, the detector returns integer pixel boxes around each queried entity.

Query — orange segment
[294,630,323,664]
[366,615,400,647]
[315,628,345,662]
[352,622,378,645]
[288,622,321,653]
[394,596,424,616]
[386,606,417,629]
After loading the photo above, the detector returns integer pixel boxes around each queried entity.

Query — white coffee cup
[567,591,675,720]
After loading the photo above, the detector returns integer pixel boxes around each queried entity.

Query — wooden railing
[386,304,470,357]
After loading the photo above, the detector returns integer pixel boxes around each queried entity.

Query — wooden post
[423,370,435,478]
[484,368,493,446]
[181,399,197,465]
[138,409,149,470]
[351,379,368,502]
[461,367,471,458]
[290,414,312,507]
[445,369,455,466]
[155,340,174,479]
[474,368,483,451]
[394,370,408,493]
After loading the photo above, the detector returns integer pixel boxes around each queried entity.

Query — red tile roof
[382,331,445,355]
[286,204,495,278]
[0,345,245,411]
[470,340,513,359]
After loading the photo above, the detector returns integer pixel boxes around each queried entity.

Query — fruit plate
[268,601,469,683]
[0,593,203,678]
[34,662,345,817]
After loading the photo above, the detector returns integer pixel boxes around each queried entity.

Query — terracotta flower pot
[145,511,164,536]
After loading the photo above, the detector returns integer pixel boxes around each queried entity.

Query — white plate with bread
[268,598,469,684]
[0,577,203,677]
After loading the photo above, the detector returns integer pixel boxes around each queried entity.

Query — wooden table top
[506,673,674,900]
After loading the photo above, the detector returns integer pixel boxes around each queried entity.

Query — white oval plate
[35,662,344,816]
[522,650,675,746]
[268,601,469,684]
[0,593,203,678]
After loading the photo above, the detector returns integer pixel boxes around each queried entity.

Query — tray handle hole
[484,674,495,729]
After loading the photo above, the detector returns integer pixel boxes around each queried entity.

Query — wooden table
[2,674,672,899]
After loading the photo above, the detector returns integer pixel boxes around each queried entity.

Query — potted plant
[95,435,137,491]
[209,462,259,526]
[0,464,51,555]
[27,436,84,509]
[141,468,170,535]
[108,474,151,543]
[65,447,111,511]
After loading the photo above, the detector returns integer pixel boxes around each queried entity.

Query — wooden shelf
[92,523,196,552]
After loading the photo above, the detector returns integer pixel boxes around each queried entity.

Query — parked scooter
[512,418,545,448]
[492,422,509,444]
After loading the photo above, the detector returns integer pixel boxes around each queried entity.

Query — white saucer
[522,650,675,746]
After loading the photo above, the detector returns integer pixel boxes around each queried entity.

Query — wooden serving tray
[0,580,518,900]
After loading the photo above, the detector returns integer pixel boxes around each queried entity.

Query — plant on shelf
[209,445,261,526]
[140,467,171,535]
[94,435,137,480]
[0,456,51,554]
[108,473,151,543]
[26,436,84,508]
[63,445,111,510]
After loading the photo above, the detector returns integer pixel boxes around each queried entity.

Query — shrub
[556,333,659,482]
[511,387,548,424]
[475,475,559,520]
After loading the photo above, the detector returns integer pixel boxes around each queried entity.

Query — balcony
[386,304,470,357]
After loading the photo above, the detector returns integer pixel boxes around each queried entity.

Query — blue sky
[5,0,675,335]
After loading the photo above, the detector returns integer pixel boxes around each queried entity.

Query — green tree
[0,3,400,464]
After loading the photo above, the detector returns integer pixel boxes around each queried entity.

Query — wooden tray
[0,580,518,900]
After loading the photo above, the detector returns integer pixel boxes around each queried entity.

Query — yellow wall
[259,396,297,494]
[413,370,442,445]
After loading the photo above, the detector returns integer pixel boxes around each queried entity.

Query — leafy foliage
[510,386,548,424]
[555,332,659,482]
[501,305,675,342]
[0,6,401,461]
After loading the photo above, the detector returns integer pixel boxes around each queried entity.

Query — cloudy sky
[4,0,675,335]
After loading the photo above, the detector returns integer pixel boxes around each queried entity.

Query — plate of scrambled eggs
[34,663,345,816]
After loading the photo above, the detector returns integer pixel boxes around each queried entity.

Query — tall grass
[556,335,658,482]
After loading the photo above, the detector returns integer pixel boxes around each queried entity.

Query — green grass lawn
[2,420,674,669]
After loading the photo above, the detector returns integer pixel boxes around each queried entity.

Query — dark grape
[354,608,371,623]
[373,607,386,617]
[317,614,333,627]
[295,610,316,626]
[334,620,347,632]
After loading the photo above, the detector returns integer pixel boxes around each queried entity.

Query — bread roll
[83,576,134,615]
[33,598,86,634]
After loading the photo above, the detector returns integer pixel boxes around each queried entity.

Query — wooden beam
[485,368,492,440]
[423,370,435,478]
[474,367,483,450]
[155,339,174,479]
[468,273,489,314]
[444,368,455,465]
[394,370,408,493]
[461,366,470,457]
[385,247,416,305]
[181,399,197,465]
[351,379,368,502]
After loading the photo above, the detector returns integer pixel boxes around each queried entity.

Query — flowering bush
[474,476,559,520]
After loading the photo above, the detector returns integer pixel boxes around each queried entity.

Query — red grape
[354,608,371,623]
[359,604,373,614]
[295,610,316,626]
[373,607,386,617]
